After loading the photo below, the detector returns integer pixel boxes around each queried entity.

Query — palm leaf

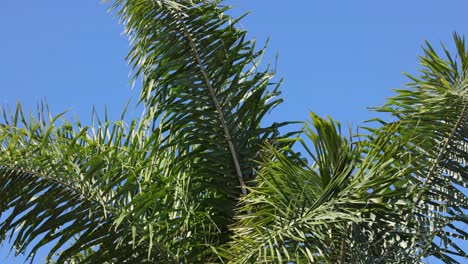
[0,104,178,263]
[222,114,415,263]
[1,0,294,262]
[108,0,293,260]
[366,33,468,262]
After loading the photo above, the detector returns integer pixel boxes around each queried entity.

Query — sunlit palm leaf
[0,104,178,263]
[1,0,466,263]
[109,0,292,260]
[367,33,468,262]
[1,0,292,262]
[222,114,414,263]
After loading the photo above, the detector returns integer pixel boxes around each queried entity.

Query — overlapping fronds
[0,103,184,263]
[222,114,416,263]
[1,0,292,262]
[365,33,468,262]
[1,0,466,263]
[109,0,291,260]
[221,33,468,264]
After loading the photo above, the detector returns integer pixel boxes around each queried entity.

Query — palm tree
[0,0,466,263]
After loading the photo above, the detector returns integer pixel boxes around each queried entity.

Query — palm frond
[222,114,414,263]
[108,0,294,259]
[366,33,468,262]
[2,0,295,261]
[3,1,465,263]
[0,103,178,263]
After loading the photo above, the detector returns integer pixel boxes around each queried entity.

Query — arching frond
[1,1,466,263]
[222,114,414,263]
[0,104,178,263]
[108,0,293,260]
[367,33,468,262]
[1,0,294,262]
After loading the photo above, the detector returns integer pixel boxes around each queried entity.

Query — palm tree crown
[0,0,466,263]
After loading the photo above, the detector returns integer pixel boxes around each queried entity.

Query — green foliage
[0,1,466,263]
[365,33,468,262]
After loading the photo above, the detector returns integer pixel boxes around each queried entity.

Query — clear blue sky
[1,0,467,263]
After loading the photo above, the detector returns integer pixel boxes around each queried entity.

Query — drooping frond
[366,33,468,262]
[0,104,178,263]
[3,1,465,263]
[108,0,293,260]
[1,0,294,262]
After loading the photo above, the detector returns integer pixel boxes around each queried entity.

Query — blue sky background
[1,0,467,263]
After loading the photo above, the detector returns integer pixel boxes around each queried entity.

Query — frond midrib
[174,10,247,196]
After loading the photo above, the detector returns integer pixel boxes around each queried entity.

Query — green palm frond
[222,114,414,263]
[1,1,294,262]
[0,103,178,263]
[109,0,293,260]
[1,0,466,263]
[366,33,468,262]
